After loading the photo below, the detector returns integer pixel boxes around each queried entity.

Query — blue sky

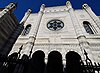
[0,0,100,22]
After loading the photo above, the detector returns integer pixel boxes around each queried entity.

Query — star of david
[47,20,64,31]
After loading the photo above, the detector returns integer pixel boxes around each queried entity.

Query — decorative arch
[22,24,31,36]
[83,21,94,34]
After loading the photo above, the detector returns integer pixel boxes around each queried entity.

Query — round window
[47,19,64,31]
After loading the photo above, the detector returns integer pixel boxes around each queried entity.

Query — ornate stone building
[0,1,100,73]
[9,1,100,64]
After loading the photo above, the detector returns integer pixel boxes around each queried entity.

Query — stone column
[83,4,100,31]
[66,1,83,37]
[23,4,45,56]
[20,9,32,24]
[0,2,17,32]
[0,2,16,19]
[77,35,94,61]
[66,1,94,61]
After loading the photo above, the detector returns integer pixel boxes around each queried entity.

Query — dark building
[0,3,23,56]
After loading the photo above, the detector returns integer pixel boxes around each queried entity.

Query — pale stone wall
[11,4,100,63]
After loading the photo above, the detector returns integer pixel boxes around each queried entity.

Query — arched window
[22,24,31,36]
[83,21,94,34]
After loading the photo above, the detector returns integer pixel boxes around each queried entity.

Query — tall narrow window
[83,21,94,34]
[22,24,31,36]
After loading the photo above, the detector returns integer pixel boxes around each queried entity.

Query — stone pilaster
[77,35,94,61]
[0,3,16,19]
[23,4,45,56]
[32,4,45,37]
[20,9,32,24]
[66,1,94,61]
[83,4,100,32]
[66,1,83,37]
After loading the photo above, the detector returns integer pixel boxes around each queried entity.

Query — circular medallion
[47,19,64,31]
